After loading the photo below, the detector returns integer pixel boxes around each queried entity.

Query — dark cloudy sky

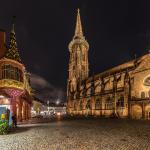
[0,0,150,102]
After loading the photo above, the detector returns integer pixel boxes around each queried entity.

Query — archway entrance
[131,105,142,119]
[145,104,150,119]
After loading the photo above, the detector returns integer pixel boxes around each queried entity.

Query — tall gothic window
[95,99,100,110]
[117,95,124,107]
[141,92,145,99]
[105,97,113,110]
[86,100,91,109]
[80,101,82,110]
[74,103,76,110]
[1,64,23,82]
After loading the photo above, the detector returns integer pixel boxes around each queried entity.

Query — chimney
[0,29,6,58]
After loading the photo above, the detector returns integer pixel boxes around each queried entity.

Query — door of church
[148,112,150,119]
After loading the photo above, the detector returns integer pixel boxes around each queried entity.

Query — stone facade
[67,10,150,120]
[0,19,32,122]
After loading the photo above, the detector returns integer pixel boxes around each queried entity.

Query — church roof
[86,57,137,83]
[86,53,150,83]
[97,60,135,77]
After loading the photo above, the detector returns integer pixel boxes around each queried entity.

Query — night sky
[0,0,150,102]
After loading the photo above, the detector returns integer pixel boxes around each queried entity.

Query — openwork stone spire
[68,8,89,96]
[5,16,21,62]
[74,9,83,37]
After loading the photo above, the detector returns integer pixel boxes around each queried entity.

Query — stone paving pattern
[1,118,150,150]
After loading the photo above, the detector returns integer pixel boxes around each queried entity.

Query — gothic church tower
[67,9,89,96]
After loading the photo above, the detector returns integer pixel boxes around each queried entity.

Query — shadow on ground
[9,125,42,135]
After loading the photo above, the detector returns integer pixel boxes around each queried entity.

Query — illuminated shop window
[1,64,23,82]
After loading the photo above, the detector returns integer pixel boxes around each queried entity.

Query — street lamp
[56,99,60,105]
[47,100,50,106]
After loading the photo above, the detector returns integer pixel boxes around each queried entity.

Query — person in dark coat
[12,115,17,128]
[5,108,10,121]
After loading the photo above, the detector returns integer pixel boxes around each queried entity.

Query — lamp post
[56,99,60,105]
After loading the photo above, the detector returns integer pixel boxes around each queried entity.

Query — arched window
[1,64,23,82]
[95,99,100,110]
[141,92,145,99]
[80,101,82,110]
[105,97,113,109]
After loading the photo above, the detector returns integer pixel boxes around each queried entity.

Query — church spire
[74,9,83,37]
[5,16,21,62]
[68,9,89,91]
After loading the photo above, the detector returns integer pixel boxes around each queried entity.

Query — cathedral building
[0,18,32,122]
[67,9,150,119]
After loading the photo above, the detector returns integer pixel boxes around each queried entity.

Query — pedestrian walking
[12,115,17,128]
[5,108,10,121]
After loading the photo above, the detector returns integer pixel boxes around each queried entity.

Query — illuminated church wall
[130,54,150,99]
[67,10,150,120]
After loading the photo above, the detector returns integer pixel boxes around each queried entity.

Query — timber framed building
[67,9,150,119]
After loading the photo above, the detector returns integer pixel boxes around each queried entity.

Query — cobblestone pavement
[1,118,150,150]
